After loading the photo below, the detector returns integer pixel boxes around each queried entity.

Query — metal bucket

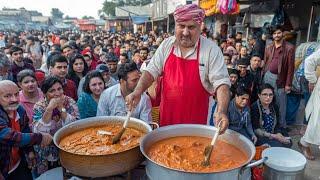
[262,147,306,180]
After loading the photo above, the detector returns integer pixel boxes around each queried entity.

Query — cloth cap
[174,4,205,25]
[96,64,109,73]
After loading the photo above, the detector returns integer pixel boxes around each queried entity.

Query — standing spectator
[61,44,75,60]
[228,68,239,99]
[119,53,129,64]
[124,41,132,61]
[9,46,35,83]
[0,52,13,81]
[249,54,263,103]
[106,54,119,80]
[93,44,102,62]
[248,35,265,60]
[263,25,295,129]
[32,76,79,175]
[235,32,243,42]
[298,48,320,160]
[77,64,117,96]
[0,32,5,48]
[67,54,88,88]
[49,54,77,100]
[223,53,232,68]
[59,36,68,47]
[41,36,51,58]
[17,70,44,125]
[132,50,142,67]
[25,35,42,69]
[237,58,254,93]
[82,49,97,71]
[77,71,105,119]
[97,62,152,122]
[96,64,117,88]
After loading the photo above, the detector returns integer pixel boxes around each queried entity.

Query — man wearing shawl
[126,4,231,134]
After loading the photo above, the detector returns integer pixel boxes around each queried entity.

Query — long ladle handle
[210,121,222,146]
[123,110,132,128]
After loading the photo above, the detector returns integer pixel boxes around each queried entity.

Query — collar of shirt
[10,111,20,122]
[115,84,123,97]
[19,88,42,103]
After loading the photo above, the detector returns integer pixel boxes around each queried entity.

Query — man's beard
[4,103,19,111]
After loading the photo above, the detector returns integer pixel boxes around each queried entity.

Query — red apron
[160,42,210,126]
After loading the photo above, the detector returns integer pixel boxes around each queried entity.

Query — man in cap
[126,4,231,134]
[96,64,118,88]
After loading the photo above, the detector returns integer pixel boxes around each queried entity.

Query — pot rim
[53,116,152,157]
[140,124,255,174]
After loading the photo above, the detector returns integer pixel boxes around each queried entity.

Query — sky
[0,0,105,18]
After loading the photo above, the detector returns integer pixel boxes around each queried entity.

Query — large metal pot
[53,116,152,178]
[140,124,266,180]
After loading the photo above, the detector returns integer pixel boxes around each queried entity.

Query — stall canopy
[130,16,149,24]
[240,0,280,13]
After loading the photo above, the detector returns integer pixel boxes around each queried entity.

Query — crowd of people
[0,4,319,180]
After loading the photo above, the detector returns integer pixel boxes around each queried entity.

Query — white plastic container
[262,147,307,180]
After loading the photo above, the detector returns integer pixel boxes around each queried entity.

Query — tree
[101,0,152,16]
[102,1,117,16]
[82,15,94,19]
[51,8,64,19]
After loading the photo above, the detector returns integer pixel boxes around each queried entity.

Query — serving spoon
[112,111,132,144]
[202,122,221,166]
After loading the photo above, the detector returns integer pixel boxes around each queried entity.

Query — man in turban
[126,4,231,134]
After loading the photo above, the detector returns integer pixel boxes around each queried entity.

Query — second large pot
[140,124,266,180]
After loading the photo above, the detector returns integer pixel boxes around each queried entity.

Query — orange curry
[59,124,145,155]
[147,136,248,173]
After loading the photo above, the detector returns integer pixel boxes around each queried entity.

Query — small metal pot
[53,116,152,178]
[140,124,267,180]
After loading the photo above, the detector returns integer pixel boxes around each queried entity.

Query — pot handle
[238,157,268,180]
[149,122,159,130]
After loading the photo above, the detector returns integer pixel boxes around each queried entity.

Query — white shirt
[305,48,320,84]
[96,84,152,122]
[145,36,231,94]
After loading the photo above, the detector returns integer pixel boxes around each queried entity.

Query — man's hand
[40,133,53,147]
[252,135,258,145]
[309,83,315,93]
[47,97,60,110]
[214,112,229,134]
[285,86,291,93]
[125,91,142,111]
[27,152,37,169]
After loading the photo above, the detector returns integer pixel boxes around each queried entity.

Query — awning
[131,16,149,24]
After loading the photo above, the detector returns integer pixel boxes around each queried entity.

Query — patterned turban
[173,4,205,25]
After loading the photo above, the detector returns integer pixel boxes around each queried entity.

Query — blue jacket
[227,98,255,138]
[0,105,42,178]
